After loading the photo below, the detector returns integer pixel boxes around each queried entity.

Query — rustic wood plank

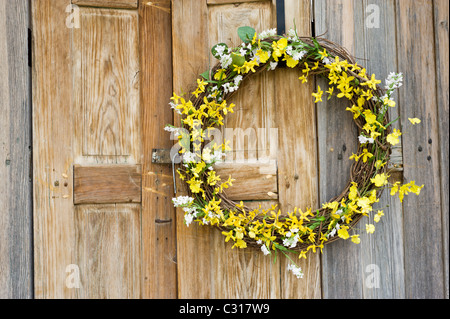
[172,0,213,299]
[277,0,322,299]
[0,0,33,299]
[314,0,364,299]
[73,165,142,204]
[206,0,284,299]
[74,204,141,298]
[32,0,76,298]
[397,0,445,299]
[215,162,278,200]
[354,0,405,299]
[73,0,138,9]
[139,0,178,299]
[208,0,271,5]
[73,8,140,159]
[433,0,449,299]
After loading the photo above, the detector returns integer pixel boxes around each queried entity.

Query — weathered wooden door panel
[32,0,150,299]
[173,0,321,299]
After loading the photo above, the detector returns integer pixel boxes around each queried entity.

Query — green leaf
[237,26,256,43]
[231,52,246,67]
[200,70,210,80]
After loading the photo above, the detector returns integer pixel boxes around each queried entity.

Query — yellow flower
[361,73,381,90]
[338,227,350,240]
[409,118,421,125]
[375,160,386,170]
[349,182,359,200]
[318,48,328,59]
[187,177,203,194]
[207,171,221,186]
[326,86,334,99]
[312,86,324,103]
[298,75,308,83]
[283,54,299,68]
[351,235,361,244]
[374,210,384,223]
[192,78,207,98]
[371,173,389,187]
[346,104,363,119]
[272,38,288,61]
[383,97,396,108]
[232,239,247,249]
[387,129,402,146]
[256,49,270,63]
[361,148,374,163]
[214,69,227,81]
[366,224,375,234]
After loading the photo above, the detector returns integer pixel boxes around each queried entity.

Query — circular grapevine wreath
[167,27,423,279]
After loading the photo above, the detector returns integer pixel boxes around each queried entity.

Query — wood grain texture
[353,0,405,299]
[33,0,143,299]
[73,0,138,9]
[215,162,278,200]
[73,8,140,160]
[32,0,76,298]
[74,204,141,298]
[0,0,33,299]
[276,0,321,299]
[208,0,271,5]
[172,0,212,299]
[139,0,178,299]
[206,0,284,299]
[73,165,142,204]
[396,0,445,299]
[314,0,363,299]
[433,0,449,299]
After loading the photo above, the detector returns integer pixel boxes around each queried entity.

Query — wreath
[167,27,423,279]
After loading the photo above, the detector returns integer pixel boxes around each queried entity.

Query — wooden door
[172,0,321,298]
[32,0,175,298]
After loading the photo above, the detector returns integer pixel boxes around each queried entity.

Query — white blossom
[220,54,233,69]
[358,135,375,144]
[214,44,227,56]
[259,28,277,39]
[268,61,278,71]
[292,50,307,61]
[183,152,199,164]
[172,196,194,207]
[287,264,304,279]
[385,72,403,90]
[184,213,194,227]
[322,57,332,65]
[261,244,271,256]
[234,75,243,86]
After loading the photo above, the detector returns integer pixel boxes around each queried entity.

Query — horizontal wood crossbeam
[72,0,138,9]
[73,165,142,204]
[214,161,278,201]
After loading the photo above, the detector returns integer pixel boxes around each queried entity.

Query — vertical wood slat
[433,0,449,299]
[353,0,405,299]
[314,0,363,299]
[172,0,212,299]
[316,0,406,299]
[277,0,321,299]
[173,0,320,299]
[139,0,177,299]
[396,0,445,299]
[0,0,33,299]
[207,0,282,299]
[32,0,76,298]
